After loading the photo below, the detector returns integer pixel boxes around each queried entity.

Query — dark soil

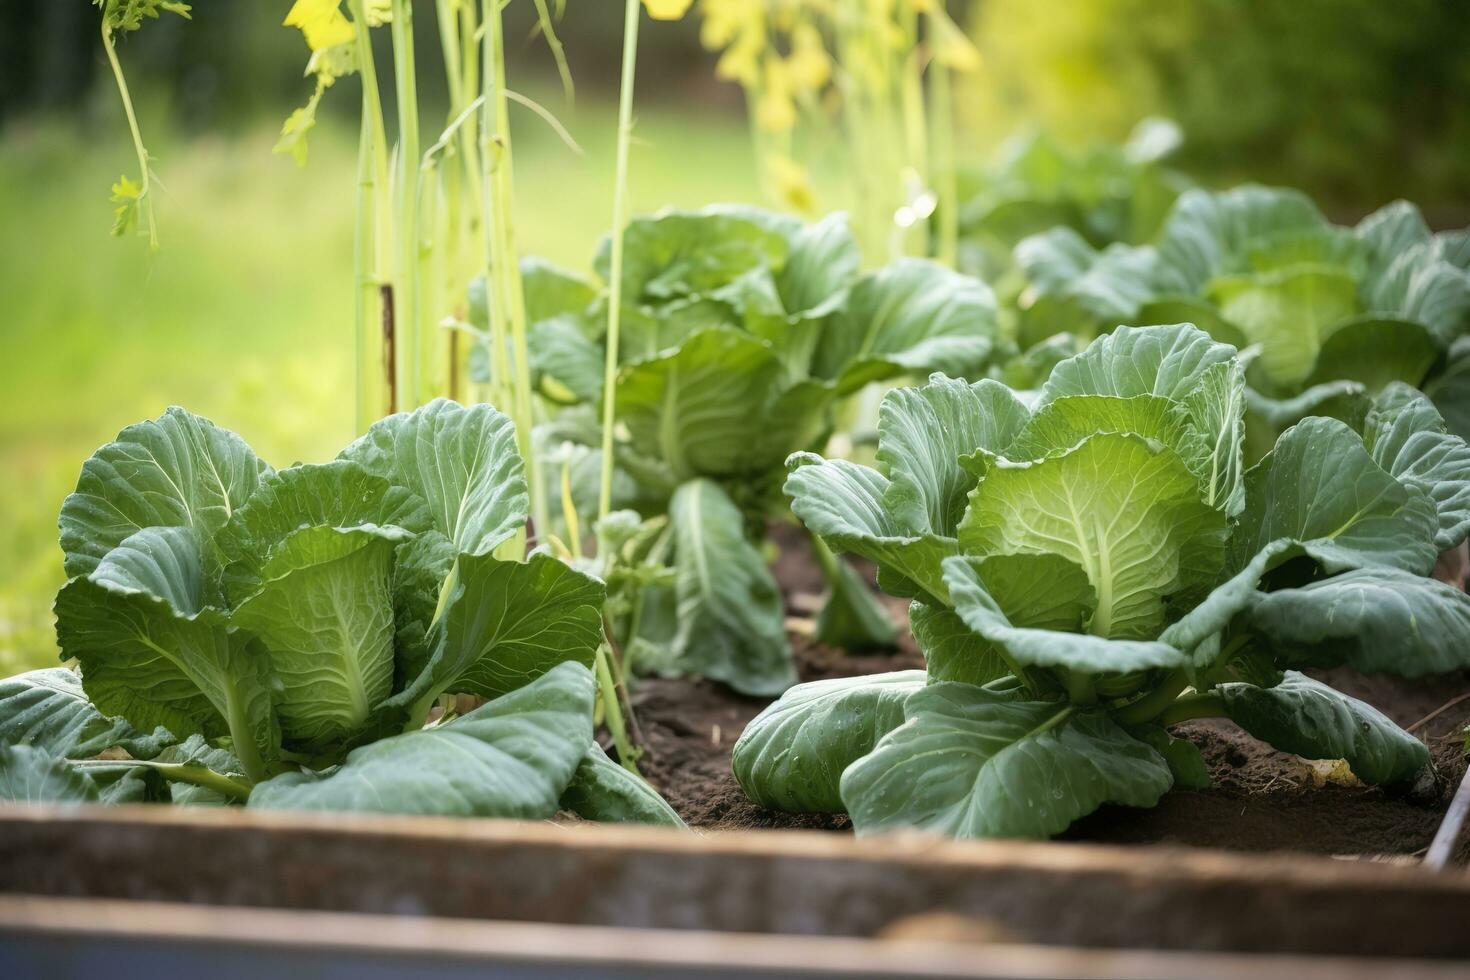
[631,524,1470,859]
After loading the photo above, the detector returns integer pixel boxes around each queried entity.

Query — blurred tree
[966,0,1470,219]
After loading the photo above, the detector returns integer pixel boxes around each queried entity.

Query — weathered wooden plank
[1,805,1468,957]
[1,897,1465,980]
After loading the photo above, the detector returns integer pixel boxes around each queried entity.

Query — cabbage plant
[0,401,681,826]
[955,119,1189,282]
[735,323,1470,839]
[473,205,1001,695]
[1011,187,1470,455]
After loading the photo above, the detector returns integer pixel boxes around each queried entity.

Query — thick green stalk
[99,21,156,249]
[349,0,392,425]
[1158,692,1229,727]
[599,0,642,519]
[1113,668,1191,727]
[484,4,547,548]
[477,2,512,423]
[595,645,639,774]
[76,759,253,801]
[352,106,382,430]
[390,0,422,409]
[928,58,958,268]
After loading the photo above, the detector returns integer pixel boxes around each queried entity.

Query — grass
[0,101,757,675]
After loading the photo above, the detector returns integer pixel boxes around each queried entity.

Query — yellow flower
[643,0,695,19]
[786,23,831,92]
[715,27,764,86]
[699,0,759,51]
[283,0,354,52]
[755,57,797,132]
[926,8,981,72]
[767,152,817,215]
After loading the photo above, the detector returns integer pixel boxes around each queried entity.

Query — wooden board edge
[2,802,1465,894]
[0,895,1464,980]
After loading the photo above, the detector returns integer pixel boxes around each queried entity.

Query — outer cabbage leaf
[877,375,1030,537]
[519,256,599,337]
[153,734,246,806]
[732,670,925,813]
[816,259,997,395]
[1365,240,1470,347]
[1355,200,1432,281]
[1364,383,1470,551]
[59,407,271,578]
[595,208,789,306]
[615,328,821,479]
[249,661,595,817]
[667,480,795,696]
[773,211,860,317]
[0,744,100,804]
[1427,338,1470,441]
[841,683,1171,839]
[1229,417,1439,576]
[388,551,606,725]
[54,527,279,781]
[910,601,1009,686]
[338,399,528,558]
[813,557,898,651]
[1246,567,1470,678]
[785,453,956,604]
[0,667,172,760]
[1303,317,1438,393]
[1216,672,1428,785]
[558,743,686,827]
[1014,227,1158,324]
[1152,185,1330,294]
[528,317,605,404]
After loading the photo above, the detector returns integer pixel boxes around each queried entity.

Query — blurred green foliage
[967,0,1470,217]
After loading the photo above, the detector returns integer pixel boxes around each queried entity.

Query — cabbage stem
[1113,668,1191,726]
[84,760,254,802]
[1157,692,1228,727]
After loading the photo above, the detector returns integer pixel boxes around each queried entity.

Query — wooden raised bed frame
[1,804,1468,977]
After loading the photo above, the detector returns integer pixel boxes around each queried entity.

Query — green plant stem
[87,760,253,801]
[928,57,958,268]
[349,0,392,424]
[222,689,268,785]
[352,105,381,430]
[595,644,639,774]
[99,20,156,250]
[599,0,642,520]
[1157,691,1228,727]
[475,12,510,410]
[484,3,546,549]
[1029,704,1077,739]
[1064,670,1097,705]
[391,0,422,409]
[1113,668,1191,726]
